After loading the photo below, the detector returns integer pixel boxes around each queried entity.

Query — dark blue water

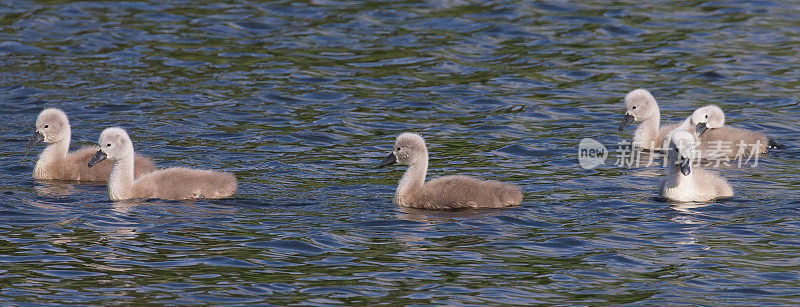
[2,0,800,304]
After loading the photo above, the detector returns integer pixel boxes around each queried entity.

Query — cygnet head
[690,105,725,136]
[377,132,428,167]
[668,131,697,176]
[88,127,133,167]
[619,89,658,131]
[27,108,70,148]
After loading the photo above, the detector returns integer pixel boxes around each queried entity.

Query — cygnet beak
[618,114,635,131]
[695,123,708,136]
[378,152,397,168]
[26,131,44,149]
[679,156,691,176]
[88,150,107,167]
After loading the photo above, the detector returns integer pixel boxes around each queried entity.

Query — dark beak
[88,150,107,167]
[378,152,397,168]
[618,114,635,131]
[679,156,691,176]
[26,131,44,149]
[695,123,708,136]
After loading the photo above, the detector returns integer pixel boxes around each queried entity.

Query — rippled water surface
[2,0,800,304]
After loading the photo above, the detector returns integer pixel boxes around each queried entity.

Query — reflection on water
[1,0,800,305]
[33,180,78,198]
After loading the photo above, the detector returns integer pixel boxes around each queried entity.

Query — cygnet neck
[396,154,428,204]
[42,127,71,156]
[108,147,136,200]
[634,107,661,148]
[36,128,72,177]
[675,115,701,141]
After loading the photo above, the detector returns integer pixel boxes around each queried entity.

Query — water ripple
[1,0,800,305]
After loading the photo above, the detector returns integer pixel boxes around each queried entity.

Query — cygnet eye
[106,143,112,147]
[632,106,637,109]
[396,146,401,151]
[705,114,708,118]
[44,124,49,129]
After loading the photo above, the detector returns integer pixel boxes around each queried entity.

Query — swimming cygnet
[669,105,771,158]
[26,108,156,182]
[618,89,679,150]
[659,131,733,202]
[88,127,236,201]
[377,132,522,210]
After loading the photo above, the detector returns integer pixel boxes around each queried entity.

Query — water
[2,0,800,304]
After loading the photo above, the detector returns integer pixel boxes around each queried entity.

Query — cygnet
[659,131,733,202]
[668,105,772,159]
[378,133,522,210]
[88,127,236,201]
[27,108,156,181]
[618,89,679,150]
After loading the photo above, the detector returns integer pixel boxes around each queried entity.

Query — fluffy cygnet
[669,105,771,158]
[659,131,733,202]
[88,127,236,201]
[27,108,156,182]
[377,133,522,210]
[618,89,679,150]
